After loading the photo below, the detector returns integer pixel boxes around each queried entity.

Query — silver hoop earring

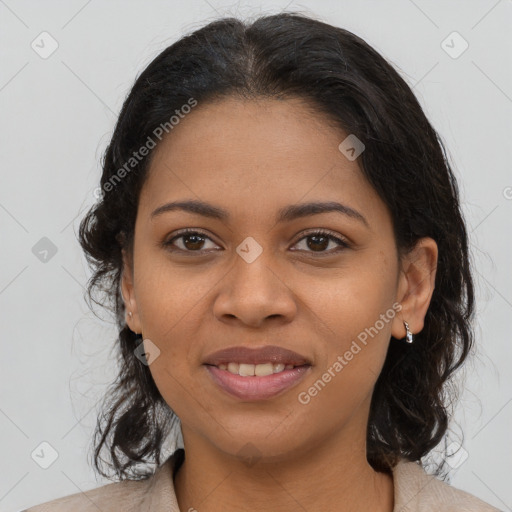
[403,321,413,344]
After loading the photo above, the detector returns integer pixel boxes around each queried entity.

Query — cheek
[303,251,397,395]
[131,252,222,414]
[310,250,397,341]
[133,245,220,338]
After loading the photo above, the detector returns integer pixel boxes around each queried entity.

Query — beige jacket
[22,449,501,511]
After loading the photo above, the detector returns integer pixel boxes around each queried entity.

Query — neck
[173,425,394,512]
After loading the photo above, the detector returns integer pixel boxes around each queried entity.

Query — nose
[212,251,297,329]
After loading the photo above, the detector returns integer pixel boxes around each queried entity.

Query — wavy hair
[78,12,474,479]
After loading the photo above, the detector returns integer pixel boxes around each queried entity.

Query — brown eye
[292,230,349,254]
[164,230,220,253]
[180,233,206,250]
[306,234,330,252]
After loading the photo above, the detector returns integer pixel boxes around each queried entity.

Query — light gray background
[1,1,511,511]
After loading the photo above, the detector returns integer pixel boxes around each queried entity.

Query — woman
[24,12,500,512]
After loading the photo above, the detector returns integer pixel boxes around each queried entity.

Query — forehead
[138,97,388,227]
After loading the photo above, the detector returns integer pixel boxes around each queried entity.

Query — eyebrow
[150,199,369,227]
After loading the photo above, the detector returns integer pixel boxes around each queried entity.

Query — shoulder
[22,478,150,512]
[392,460,502,512]
[22,451,182,512]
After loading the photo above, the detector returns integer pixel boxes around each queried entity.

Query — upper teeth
[217,362,295,376]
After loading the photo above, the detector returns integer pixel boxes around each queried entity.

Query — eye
[163,229,221,253]
[291,229,350,255]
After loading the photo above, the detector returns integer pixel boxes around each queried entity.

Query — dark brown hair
[79,12,474,479]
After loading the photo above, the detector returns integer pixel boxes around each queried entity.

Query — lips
[205,364,311,400]
[203,345,312,367]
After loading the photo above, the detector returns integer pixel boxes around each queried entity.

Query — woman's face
[122,96,434,463]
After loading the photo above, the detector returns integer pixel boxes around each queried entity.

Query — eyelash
[163,228,350,256]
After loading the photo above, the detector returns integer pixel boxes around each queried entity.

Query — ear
[391,237,438,340]
[121,247,143,335]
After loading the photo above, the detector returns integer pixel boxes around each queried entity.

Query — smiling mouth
[204,363,311,400]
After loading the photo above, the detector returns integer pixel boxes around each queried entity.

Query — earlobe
[120,248,142,334]
[391,237,438,340]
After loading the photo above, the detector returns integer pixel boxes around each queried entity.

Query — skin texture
[121,97,438,512]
